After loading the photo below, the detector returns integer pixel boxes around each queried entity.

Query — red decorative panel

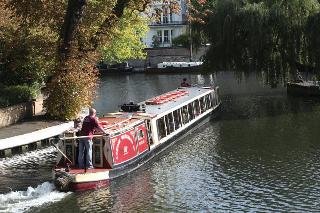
[110,129,137,165]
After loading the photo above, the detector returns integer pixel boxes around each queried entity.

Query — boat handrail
[58,134,106,141]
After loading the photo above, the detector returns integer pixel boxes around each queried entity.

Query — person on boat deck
[181,78,191,87]
[78,108,107,169]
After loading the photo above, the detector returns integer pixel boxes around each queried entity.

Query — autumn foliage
[1,0,182,119]
[44,56,99,120]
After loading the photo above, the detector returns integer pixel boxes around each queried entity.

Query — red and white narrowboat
[52,85,221,191]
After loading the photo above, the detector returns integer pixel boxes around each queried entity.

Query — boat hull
[146,65,203,74]
[287,81,320,96]
[53,168,111,192]
[108,103,221,179]
[71,179,110,191]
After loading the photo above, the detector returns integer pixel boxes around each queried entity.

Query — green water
[1,71,320,212]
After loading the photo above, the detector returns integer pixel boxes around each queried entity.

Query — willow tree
[193,0,320,84]
[3,0,178,119]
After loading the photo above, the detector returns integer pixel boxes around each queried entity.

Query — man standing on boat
[78,108,107,169]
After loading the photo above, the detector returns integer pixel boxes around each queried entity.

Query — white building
[142,0,188,48]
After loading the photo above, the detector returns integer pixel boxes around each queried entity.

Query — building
[142,0,188,48]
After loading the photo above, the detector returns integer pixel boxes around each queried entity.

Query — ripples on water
[0,147,57,193]
[0,148,70,213]
[2,72,320,212]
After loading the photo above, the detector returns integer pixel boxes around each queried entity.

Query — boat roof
[98,86,214,134]
[141,86,214,117]
[98,116,143,134]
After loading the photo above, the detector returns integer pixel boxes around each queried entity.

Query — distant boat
[97,62,133,75]
[52,85,221,192]
[287,81,320,96]
[146,61,203,73]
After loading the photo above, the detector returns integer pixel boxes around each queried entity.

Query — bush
[172,34,190,48]
[152,35,161,48]
[0,85,39,107]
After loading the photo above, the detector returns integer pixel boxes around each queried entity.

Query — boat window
[94,145,101,165]
[194,99,200,117]
[173,109,181,130]
[146,120,153,144]
[210,92,216,106]
[157,117,166,140]
[215,87,220,105]
[200,96,206,112]
[165,113,174,135]
[182,105,189,124]
[138,129,144,139]
[205,94,211,109]
[169,112,175,133]
[188,102,195,120]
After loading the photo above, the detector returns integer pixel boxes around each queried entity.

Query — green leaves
[198,0,320,79]
[100,11,148,63]
[2,0,152,119]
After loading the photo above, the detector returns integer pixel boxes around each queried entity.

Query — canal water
[1,72,320,212]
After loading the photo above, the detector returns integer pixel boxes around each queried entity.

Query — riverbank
[0,117,73,157]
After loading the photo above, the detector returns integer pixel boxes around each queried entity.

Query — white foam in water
[0,147,55,170]
[0,182,70,213]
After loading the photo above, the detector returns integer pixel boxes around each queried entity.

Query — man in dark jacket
[78,108,107,169]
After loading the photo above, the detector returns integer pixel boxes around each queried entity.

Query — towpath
[0,117,73,151]
[0,120,64,140]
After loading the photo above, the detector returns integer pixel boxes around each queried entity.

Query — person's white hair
[89,108,96,116]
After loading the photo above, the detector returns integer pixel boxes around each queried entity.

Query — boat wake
[0,182,70,213]
[0,147,56,171]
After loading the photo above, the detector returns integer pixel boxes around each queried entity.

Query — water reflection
[94,73,218,114]
[2,72,320,212]
[109,169,156,212]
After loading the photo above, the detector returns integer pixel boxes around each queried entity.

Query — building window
[163,13,169,23]
[164,30,169,43]
[157,30,162,43]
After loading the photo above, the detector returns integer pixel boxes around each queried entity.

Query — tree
[0,1,56,87]
[191,0,320,85]
[100,10,148,63]
[2,0,181,119]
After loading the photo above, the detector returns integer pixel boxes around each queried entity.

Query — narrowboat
[287,81,320,96]
[52,85,221,191]
[146,61,203,73]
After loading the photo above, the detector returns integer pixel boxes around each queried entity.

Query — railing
[149,21,188,26]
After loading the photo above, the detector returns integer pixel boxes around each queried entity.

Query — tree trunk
[59,0,87,61]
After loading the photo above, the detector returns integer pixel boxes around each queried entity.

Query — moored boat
[287,81,320,96]
[52,85,221,191]
[146,61,203,73]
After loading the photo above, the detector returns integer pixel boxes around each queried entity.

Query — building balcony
[149,21,188,27]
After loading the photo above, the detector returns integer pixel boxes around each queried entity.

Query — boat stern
[53,167,111,192]
[53,168,75,192]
